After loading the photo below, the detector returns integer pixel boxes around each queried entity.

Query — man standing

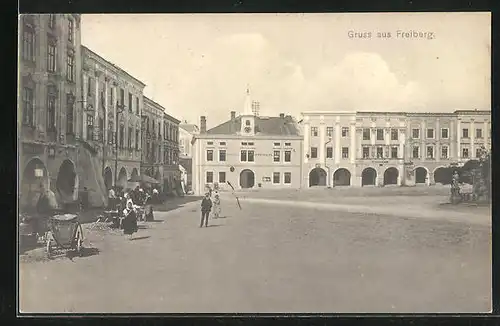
[108,187,116,210]
[200,192,212,228]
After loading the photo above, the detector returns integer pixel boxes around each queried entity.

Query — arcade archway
[56,159,77,200]
[20,158,49,209]
[383,167,399,186]
[361,167,377,186]
[414,167,428,184]
[433,167,450,185]
[333,168,351,186]
[117,167,128,189]
[240,169,255,189]
[103,167,113,190]
[309,167,327,187]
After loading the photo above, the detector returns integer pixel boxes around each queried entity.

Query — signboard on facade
[371,160,389,164]
[22,143,45,155]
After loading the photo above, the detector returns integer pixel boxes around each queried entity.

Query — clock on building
[244,126,251,133]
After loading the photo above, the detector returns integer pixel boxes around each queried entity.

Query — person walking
[108,187,117,210]
[212,193,221,219]
[200,192,212,227]
[122,199,138,239]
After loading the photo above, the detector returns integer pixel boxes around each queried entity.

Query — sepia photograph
[18,12,491,314]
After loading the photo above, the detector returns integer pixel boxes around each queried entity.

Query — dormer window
[245,120,251,126]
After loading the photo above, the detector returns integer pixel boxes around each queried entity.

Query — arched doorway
[130,168,139,181]
[333,168,351,186]
[103,167,113,190]
[433,167,450,185]
[361,167,377,186]
[414,167,428,184]
[117,167,128,189]
[240,169,255,188]
[20,158,49,210]
[56,159,77,200]
[383,167,399,185]
[309,167,327,187]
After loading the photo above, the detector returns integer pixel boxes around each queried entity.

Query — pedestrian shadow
[150,219,164,223]
[207,225,223,228]
[137,225,149,229]
[130,236,151,241]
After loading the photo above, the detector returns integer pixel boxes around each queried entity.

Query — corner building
[192,90,303,195]
[302,110,490,188]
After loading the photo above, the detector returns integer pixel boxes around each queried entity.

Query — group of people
[107,185,160,238]
[200,188,221,228]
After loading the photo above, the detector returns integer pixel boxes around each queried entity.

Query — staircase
[76,139,108,208]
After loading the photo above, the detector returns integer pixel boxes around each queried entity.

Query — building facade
[162,112,181,193]
[302,110,491,188]
[192,90,303,196]
[141,97,166,188]
[81,46,146,198]
[19,14,84,210]
[179,122,199,191]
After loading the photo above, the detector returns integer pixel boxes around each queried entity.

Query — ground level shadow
[153,196,203,212]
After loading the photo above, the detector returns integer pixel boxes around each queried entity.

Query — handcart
[46,214,84,258]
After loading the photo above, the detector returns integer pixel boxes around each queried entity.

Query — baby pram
[46,214,84,258]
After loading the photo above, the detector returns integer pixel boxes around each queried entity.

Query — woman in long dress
[122,199,138,239]
[212,193,221,219]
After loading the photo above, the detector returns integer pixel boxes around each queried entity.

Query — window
[22,23,35,62]
[273,150,280,162]
[391,129,398,141]
[66,50,75,82]
[207,141,214,145]
[108,122,114,144]
[326,127,333,137]
[362,128,370,140]
[462,128,469,138]
[326,147,333,158]
[109,86,114,107]
[284,142,291,146]
[441,128,449,139]
[273,172,280,184]
[158,122,161,139]
[476,128,483,139]
[412,146,419,159]
[66,94,74,134]
[46,94,56,131]
[219,149,226,162]
[426,146,434,159]
[120,89,125,107]
[206,149,214,161]
[86,115,94,141]
[462,148,469,158]
[476,148,482,158]
[376,147,383,158]
[97,118,103,141]
[48,14,56,29]
[136,97,140,115]
[362,147,370,158]
[128,93,133,113]
[284,150,291,162]
[376,129,384,141]
[412,128,420,139]
[245,120,250,126]
[284,172,291,184]
[341,127,349,137]
[219,172,226,183]
[248,142,254,146]
[206,171,213,183]
[311,127,318,137]
[119,125,124,148]
[47,41,57,72]
[240,150,247,162]
[441,146,448,159]
[21,87,35,127]
[391,146,398,159]
[135,129,140,150]
[248,150,254,162]
[128,127,133,148]
[427,128,434,139]
[310,147,318,158]
[219,142,226,146]
[342,147,349,159]
[273,142,281,147]
[68,18,74,43]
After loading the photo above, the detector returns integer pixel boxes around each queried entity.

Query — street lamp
[325,137,332,188]
[114,102,126,187]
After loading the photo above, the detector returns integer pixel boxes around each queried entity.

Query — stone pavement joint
[233,196,490,227]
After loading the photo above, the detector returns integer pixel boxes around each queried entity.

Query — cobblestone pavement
[19,191,491,313]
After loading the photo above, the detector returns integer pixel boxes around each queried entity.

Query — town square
[18,13,491,313]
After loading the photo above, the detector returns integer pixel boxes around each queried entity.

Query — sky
[81,13,491,129]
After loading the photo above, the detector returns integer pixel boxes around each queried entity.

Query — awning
[128,174,161,184]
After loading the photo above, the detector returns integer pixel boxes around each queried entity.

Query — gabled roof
[180,124,199,133]
[207,115,300,136]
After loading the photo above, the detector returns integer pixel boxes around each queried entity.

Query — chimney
[231,111,236,120]
[200,116,207,134]
[279,113,285,119]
